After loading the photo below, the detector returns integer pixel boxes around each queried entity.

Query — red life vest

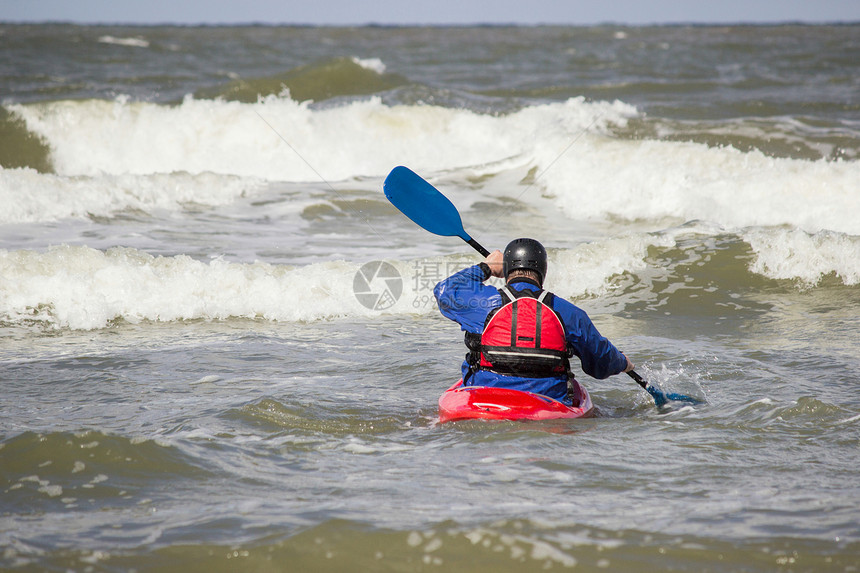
[471,285,570,377]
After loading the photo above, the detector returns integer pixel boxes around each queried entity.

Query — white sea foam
[531,129,860,284]
[744,228,860,286]
[8,96,632,180]
[7,95,859,285]
[97,36,150,48]
[537,137,860,236]
[0,234,666,330]
[0,246,362,330]
[546,232,676,300]
[0,168,264,223]
[11,95,857,231]
[351,57,386,74]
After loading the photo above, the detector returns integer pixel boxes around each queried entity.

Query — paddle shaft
[466,238,490,257]
[627,370,649,390]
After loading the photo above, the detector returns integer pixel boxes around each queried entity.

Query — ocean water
[1,23,859,571]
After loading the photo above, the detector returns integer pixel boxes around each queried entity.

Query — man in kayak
[433,237,634,406]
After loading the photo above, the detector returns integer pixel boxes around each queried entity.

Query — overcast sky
[3,0,859,26]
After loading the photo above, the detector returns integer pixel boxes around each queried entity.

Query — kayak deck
[438,380,593,423]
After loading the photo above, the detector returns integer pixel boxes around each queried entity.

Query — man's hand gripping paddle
[382,165,702,408]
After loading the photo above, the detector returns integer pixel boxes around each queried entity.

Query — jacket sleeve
[555,298,628,379]
[433,264,501,334]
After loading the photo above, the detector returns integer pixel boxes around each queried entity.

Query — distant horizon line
[2,19,859,27]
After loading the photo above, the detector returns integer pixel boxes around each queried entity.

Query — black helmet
[503,238,547,283]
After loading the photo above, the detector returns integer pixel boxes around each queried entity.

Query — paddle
[383,165,702,408]
[628,370,703,407]
[383,166,489,257]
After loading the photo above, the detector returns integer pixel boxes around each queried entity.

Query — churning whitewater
[3,94,859,330]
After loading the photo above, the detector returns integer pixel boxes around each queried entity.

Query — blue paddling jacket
[433,263,628,405]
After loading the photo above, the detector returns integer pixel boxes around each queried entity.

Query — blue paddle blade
[629,370,704,407]
[383,166,473,242]
[644,385,669,407]
[646,385,703,407]
[664,392,705,405]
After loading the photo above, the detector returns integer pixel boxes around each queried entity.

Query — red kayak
[438,380,594,423]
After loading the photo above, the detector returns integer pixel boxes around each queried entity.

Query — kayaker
[433,237,634,406]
